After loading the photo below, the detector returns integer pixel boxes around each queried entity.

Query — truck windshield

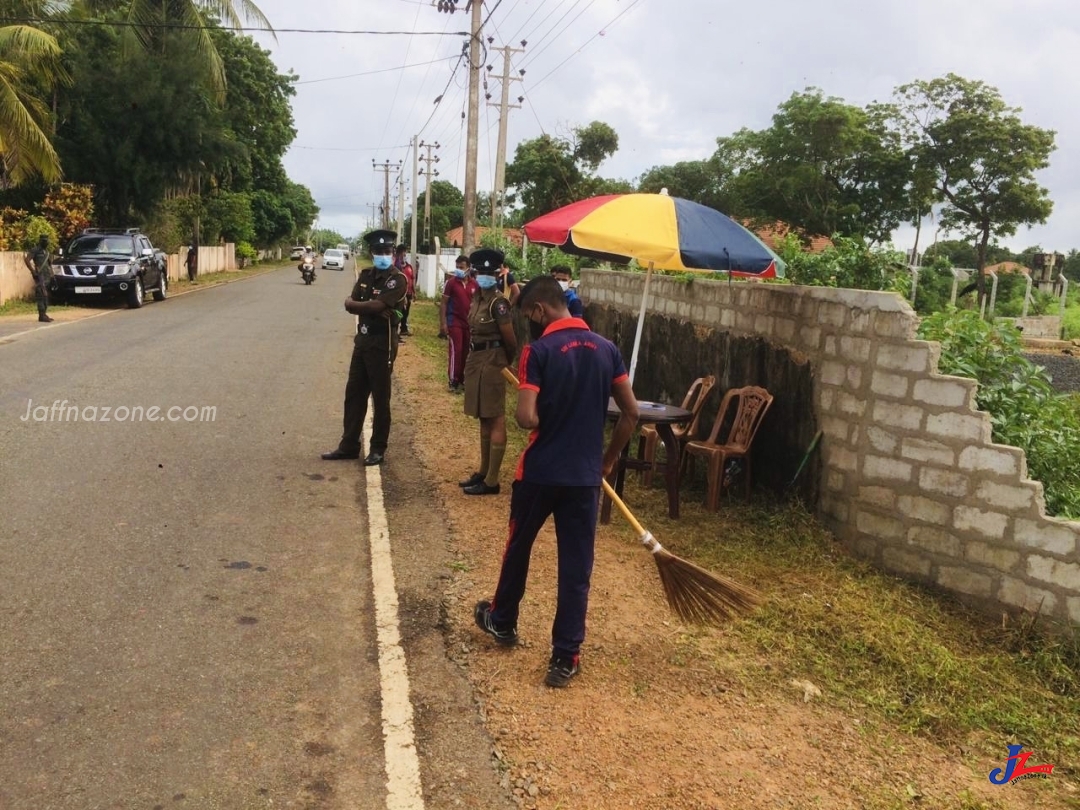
[68,236,135,257]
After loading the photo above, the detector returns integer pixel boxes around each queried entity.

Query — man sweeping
[474,275,638,687]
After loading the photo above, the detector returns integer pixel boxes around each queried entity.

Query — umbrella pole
[628,261,653,386]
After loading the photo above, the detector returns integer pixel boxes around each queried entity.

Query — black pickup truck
[50,228,169,309]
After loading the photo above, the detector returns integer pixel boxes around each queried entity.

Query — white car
[322,248,346,270]
[289,245,306,260]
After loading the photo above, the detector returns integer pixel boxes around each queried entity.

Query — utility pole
[410,135,419,264]
[366,203,379,231]
[462,0,483,252]
[372,159,401,229]
[396,171,406,242]
[486,41,524,231]
[419,141,440,252]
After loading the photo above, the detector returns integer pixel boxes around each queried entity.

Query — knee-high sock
[485,443,506,486]
[479,434,491,475]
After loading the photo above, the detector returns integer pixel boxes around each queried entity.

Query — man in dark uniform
[321,229,407,466]
[23,234,53,323]
[459,248,518,495]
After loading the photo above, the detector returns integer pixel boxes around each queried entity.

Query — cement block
[839,336,871,362]
[872,401,925,431]
[1069,597,1080,625]
[825,445,858,472]
[954,506,1008,540]
[900,438,955,466]
[870,371,910,398]
[857,509,906,540]
[937,566,994,598]
[925,412,989,442]
[863,454,913,483]
[965,542,1021,572]
[919,468,970,498]
[897,495,951,525]
[866,426,898,454]
[882,547,932,577]
[826,471,846,492]
[1027,556,1080,591]
[874,312,916,339]
[913,378,973,408]
[957,446,1022,477]
[877,343,932,373]
[858,486,897,509]
[974,481,1036,512]
[998,576,1058,613]
[836,392,867,417]
[820,361,847,387]
[908,526,962,558]
[800,326,822,350]
[1014,519,1078,556]
[820,414,848,442]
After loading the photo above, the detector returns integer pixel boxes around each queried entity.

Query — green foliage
[22,213,57,250]
[234,240,256,267]
[917,310,1080,517]
[893,74,1055,284]
[636,159,730,212]
[775,232,908,291]
[204,190,254,244]
[714,89,911,243]
[311,227,345,252]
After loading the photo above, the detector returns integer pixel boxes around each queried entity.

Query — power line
[529,0,647,89]
[518,0,599,72]
[295,55,458,85]
[0,16,466,35]
[293,144,412,152]
[377,0,426,152]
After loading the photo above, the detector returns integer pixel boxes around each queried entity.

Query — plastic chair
[637,375,716,487]
[679,386,774,511]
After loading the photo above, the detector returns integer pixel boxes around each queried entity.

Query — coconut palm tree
[0,24,65,185]
[127,0,272,101]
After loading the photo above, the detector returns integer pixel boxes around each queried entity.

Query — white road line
[364,411,425,810]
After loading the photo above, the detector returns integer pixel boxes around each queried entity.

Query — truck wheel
[152,270,167,301]
[127,277,144,309]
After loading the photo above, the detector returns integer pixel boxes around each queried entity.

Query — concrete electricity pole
[462,0,483,252]
[372,159,401,229]
[410,135,419,263]
[396,170,406,240]
[487,42,524,231]
[419,141,440,252]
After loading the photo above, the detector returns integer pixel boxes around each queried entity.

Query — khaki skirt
[464,348,508,418]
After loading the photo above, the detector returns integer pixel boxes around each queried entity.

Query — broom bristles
[651,546,762,626]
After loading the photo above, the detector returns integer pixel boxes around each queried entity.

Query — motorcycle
[298,255,316,285]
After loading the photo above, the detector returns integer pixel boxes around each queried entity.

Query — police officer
[322,229,407,466]
[459,248,518,495]
[23,234,53,323]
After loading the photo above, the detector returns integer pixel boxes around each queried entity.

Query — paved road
[0,263,505,809]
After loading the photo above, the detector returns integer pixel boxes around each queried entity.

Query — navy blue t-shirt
[514,317,628,486]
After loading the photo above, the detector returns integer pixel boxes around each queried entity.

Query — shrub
[917,309,1080,517]
[235,241,257,268]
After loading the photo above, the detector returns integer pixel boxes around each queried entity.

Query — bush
[23,215,59,252]
[917,309,1080,517]
[775,233,909,292]
[235,241,257,268]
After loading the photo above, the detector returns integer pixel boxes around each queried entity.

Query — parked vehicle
[322,248,346,271]
[51,228,167,309]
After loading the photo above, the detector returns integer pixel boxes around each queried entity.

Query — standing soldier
[460,248,518,495]
[23,233,53,323]
[438,255,477,393]
[321,229,407,466]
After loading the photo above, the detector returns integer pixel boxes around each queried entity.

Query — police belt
[470,339,503,351]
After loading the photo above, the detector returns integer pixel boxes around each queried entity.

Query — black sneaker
[544,655,580,688]
[458,472,484,488]
[473,600,517,647]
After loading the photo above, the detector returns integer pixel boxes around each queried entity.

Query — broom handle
[500,366,654,543]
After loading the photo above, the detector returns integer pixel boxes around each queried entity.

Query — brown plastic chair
[637,375,716,487]
[679,386,774,511]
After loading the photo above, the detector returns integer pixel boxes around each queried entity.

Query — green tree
[504,121,620,221]
[922,238,1013,270]
[204,189,253,243]
[279,180,317,242]
[636,159,729,210]
[714,89,911,243]
[250,188,293,246]
[0,24,66,185]
[893,74,1055,301]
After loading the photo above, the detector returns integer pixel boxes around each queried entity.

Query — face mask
[373,255,393,270]
[527,306,546,341]
[557,280,570,291]
[453,268,466,279]
[476,274,497,290]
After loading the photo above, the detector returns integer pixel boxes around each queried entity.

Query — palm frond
[0,69,60,183]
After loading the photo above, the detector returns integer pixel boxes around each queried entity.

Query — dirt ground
[393,335,1076,810]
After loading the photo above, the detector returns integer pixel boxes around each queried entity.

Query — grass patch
[621,479,1080,777]
[0,297,73,317]
[171,261,285,293]
[1062,302,1080,341]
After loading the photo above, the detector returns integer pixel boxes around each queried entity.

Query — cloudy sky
[246,0,1080,253]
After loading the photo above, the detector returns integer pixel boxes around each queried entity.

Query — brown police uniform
[463,288,513,418]
[339,264,407,455]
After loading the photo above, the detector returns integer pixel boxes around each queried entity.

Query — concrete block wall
[581,268,1080,625]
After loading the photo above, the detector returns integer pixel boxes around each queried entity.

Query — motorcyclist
[298,249,317,282]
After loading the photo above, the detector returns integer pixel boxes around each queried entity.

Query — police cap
[469,248,505,275]
[364,229,397,251]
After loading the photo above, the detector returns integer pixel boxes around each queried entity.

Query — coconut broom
[500,366,761,626]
